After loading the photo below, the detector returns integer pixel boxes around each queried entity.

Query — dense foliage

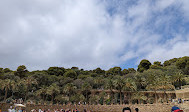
[0,56,189,104]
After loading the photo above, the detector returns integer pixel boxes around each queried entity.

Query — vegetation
[0,56,189,104]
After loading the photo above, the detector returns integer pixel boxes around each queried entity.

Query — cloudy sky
[0,0,189,71]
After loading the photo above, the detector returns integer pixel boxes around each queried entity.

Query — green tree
[114,76,125,104]
[122,69,129,75]
[20,76,38,101]
[15,65,28,78]
[35,86,48,101]
[93,67,105,74]
[46,83,60,104]
[3,68,12,73]
[137,59,151,72]
[64,70,77,79]
[105,78,115,104]
[131,92,147,104]
[47,67,65,76]
[81,82,92,103]
[0,79,15,102]
[128,68,136,73]
[145,69,163,103]
[171,72,185,89]
[159,74,175,102]
[63,83,77,102]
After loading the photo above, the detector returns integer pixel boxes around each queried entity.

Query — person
[171,106,183,112]
[75,109,79,112]
[12,107,16,112]
[18,107,22,112]
[8,106,13,112]
[123,107,131,112]
[135,108,139,112]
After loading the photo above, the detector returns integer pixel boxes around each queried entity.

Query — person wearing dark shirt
[123,107,131,112]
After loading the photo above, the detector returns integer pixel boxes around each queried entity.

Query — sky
[0,0,189,71]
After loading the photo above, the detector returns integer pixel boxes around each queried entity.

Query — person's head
[135,108,139,112]
[123,107,131,112]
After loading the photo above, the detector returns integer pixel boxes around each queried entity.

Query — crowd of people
[30,108,85,112]
[4,105,184,112]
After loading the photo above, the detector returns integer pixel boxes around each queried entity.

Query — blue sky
[0,0,189,71]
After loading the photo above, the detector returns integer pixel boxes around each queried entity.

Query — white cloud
[0,0,189,70]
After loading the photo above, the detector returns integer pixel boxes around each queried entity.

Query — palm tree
[146,73,161,104]
[89,95,100,104]
[124,78,137,104]
[113,76,125,104]
[159,74,175,102]
[172,72,185,89]
[105,78,115,104]
[20,76,38,101]
[46,83,60,104]
[94,77,104,89]
[131,92,147,104]
[81,82,92,104]
[133,73,147,90]
[35,86,48,102]
[0,79,15,102]
[10,80,19,98]
[63,83,77,102]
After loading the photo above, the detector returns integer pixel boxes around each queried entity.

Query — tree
[93,67,105,74]
[114,76,125,104]
[20,76,37,101]
[64,70,77,79]
[137,59,151,72]
[3,68,12,73]
[35,86,48,101]
[47,67,65,76]
[131,92,147,104]
[122,69,129,75]
[105,78,115,104]
[0,68,4,78]
[94,77,104,89]
[150,61,163,69]
[163,58,178,66]
[15,65,28,78]
[159,74,175,102]
[63,83,77,102]
[81,82,92,103]
[46,83,60,104]
[106,67,122,76]
[172,72,185,89]
[124,78,137,104]
[128,68,136,73]
[145,69,163,103]
[0,79,15,102]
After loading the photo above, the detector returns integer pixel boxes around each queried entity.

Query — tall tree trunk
[4,87,8,102]
[111,90,114,105]
[11,90,14,98]
[119,90,122,104]
[25,85,29,102]
[25,88,28,102]
[179,79,182,89]
[51,94,54,104]
[155,90,158,104]
[163,89,167,103]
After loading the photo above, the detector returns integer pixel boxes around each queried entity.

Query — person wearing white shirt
[8,106,13,112]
